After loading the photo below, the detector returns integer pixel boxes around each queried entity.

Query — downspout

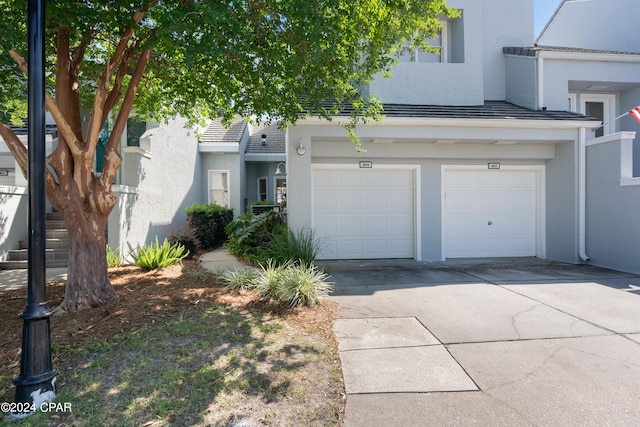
[578,127,590,262]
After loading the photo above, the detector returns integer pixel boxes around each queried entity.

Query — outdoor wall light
[275,162,286,175]
[296,139,306,155]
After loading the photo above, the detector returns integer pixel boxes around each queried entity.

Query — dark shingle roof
[504,45,640,57]
[246,123,285,154]
[323,101,596,122]
[200,118,247,144]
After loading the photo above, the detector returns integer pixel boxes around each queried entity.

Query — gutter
[578,127,590,262]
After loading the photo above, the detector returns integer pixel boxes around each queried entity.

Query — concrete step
[0,260,27,269]
[45,219,67,229]
[46,211,64,221]
[0,259,68,269]
[18,238,69,250]
[8,248,69,262]
[46,229,70,240]
[1,211,70,270]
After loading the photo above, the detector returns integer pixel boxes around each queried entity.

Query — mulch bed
[0,260,337,398]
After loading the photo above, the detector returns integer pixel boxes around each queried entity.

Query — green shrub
[128,237,189,270]
[225,211,285,264]
[251,261,333,307]
[266,228,321,266]
[184,203,234,249]
[252,260,289,299]
[276,263,333,308]
[106,246,122,267]
[218,267,259,290]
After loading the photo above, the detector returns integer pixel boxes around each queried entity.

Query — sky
[534,0,563,37]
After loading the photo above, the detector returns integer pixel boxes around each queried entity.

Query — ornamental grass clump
[252,260,287,300]
[247,261,333,308]
[106,245,123,267]
[276,263,333,308]
[128,237,189,270]
[267,228,321,266]
[218,267,259,290]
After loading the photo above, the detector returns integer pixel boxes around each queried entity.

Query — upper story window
[569,93,615,138]
[397,13,464,64]
[399,22,447,63]
[126,118,147,147]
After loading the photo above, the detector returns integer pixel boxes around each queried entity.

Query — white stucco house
[2,0,639,274]
[285,0,639,274]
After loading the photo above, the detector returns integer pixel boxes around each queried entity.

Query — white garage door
[444,168,540,258]
[313,167,414,259]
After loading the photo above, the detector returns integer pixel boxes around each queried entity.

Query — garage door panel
[444,169,540,258]
[313,168,415,260]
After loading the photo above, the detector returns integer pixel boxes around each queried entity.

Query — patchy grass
[0,261,344,426]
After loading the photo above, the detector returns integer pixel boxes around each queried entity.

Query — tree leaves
[1,0,454,128]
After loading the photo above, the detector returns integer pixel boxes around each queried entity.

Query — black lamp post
[12,0,58,416]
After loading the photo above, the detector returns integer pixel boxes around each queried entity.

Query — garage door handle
[488,221,493,226]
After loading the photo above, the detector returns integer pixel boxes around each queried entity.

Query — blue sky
[535,0,563,37]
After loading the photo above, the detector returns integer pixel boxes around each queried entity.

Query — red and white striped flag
[629,106,640,123]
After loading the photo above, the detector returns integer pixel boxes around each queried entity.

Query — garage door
[313,167,414,259]
[443,168,540,258]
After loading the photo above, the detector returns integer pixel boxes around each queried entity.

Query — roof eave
[298,116,601,130]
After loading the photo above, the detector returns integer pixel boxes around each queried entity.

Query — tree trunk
[55,203,116,313]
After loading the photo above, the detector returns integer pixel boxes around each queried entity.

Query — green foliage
[0,0,455,130]
[184,203,234,249]
[249,200,278,206]
[252,260,288,300]
[219,267,259,291]
[219,261,333,308]
[275,263,333,308]
[251,261,333,308]
[266,228,321,266]
[225,211,286,264]
[128,237,189,270]
[106,246,123,268]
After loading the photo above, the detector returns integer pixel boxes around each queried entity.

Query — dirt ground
[0,260,341,407]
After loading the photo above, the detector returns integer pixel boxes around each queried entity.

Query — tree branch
[100,49,151,190]
[8,49,84,158]
[0,123,28,179]
[85,7,152,148]
[101,43,138,126]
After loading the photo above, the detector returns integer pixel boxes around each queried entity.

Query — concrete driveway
[318,258,640,427]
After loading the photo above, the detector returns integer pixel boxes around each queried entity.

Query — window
[258,177,267,201]
[208,170,229,207]
[275,178,287,204]
[585,102,605,138]
[126,118,147,147]
[399,22,447,63]
[396,15,464,64]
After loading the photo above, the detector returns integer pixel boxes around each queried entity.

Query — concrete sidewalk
[320,258,640,426]
[0,248,247,292]
[0,268,67,291]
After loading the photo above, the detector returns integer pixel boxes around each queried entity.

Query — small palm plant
[128,237,189,270]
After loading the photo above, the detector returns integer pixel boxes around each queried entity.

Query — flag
[629,106,640,124]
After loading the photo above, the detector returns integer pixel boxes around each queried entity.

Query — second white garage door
[443,167,542,258]
[313,167,415,259]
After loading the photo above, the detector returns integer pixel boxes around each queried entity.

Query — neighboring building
[530,0,640,273]
[109,116,287,257]
[0,116,285,267]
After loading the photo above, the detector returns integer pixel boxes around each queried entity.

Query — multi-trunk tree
[0,0,453,312]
